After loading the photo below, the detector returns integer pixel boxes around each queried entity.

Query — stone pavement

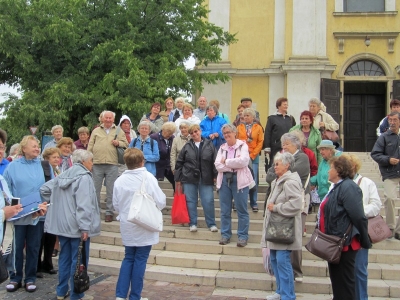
[0,271,266,300]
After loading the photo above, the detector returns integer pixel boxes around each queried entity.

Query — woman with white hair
[129,121,160,176]
[40,149,101,300]
[170,97,185,122]
[262,152,303,300]
[6,143,20,162]
[308,97,339,132]
[43,125,64,150]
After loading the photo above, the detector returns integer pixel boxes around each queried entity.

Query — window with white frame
[344,0,384,12]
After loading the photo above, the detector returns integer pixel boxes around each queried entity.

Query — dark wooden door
[320,79,341,125]
[393,80,400,100]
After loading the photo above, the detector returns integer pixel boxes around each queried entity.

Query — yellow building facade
[198,0,400,151]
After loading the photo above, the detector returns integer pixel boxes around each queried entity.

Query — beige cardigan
[170,134,190,172]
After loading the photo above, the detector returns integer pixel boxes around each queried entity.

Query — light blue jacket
[129,137,160,176]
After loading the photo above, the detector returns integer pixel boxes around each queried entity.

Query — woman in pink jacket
[215,124,254,247]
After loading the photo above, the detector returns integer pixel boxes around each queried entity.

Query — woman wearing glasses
[215,124,254,247]
[174,124,218,233]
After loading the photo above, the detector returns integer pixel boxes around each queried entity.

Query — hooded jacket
[118,115,137,141]
[200,115,227,148]
[261,171,303,250]
[40,163,101,238]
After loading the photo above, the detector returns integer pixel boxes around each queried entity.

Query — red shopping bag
[171,184,189,224]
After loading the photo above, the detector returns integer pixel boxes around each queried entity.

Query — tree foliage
[0,0,236,145]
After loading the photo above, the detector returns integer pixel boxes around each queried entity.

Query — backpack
[132,138,154,152]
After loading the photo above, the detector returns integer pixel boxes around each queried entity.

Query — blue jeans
[249,161,259,207]
[270,250,296,300]
[183,180,216,228]
[219,174,249,240]
[11,224,43,284]
[116,245,152,300]
[355,248,369,300]
[57,236,90,300]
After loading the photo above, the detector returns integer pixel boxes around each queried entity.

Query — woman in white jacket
[113,148,166,300]
[344,154,381,300]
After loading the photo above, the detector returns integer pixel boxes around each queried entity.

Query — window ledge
[333,11,397,16]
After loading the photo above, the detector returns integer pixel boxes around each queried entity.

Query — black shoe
[44,269,58,274]
[395,233,400,241]
[36,272,44,278]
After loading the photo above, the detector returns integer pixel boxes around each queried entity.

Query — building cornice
[333,32,399,53]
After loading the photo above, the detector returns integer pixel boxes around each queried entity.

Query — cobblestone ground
[0,273,264,300]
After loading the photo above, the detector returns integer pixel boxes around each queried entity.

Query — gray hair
[103,110,116,118]
[243,108,256,118]
[137,120,152,131]
[206,105,219,115]
[161,122,177,133]
[287,130,306,146]
[9,143,20,156]
[51,125,63,134]
[281,132,302,150]
[175,97,185,104]
[274,152,295,171]
[179,121,191,129]
[308,97,322,107]
[72,149,93,164]
[221,124,237,135]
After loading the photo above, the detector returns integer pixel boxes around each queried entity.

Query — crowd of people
[0,94,396,300]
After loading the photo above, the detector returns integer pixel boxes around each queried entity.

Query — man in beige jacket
[88,111,128,222]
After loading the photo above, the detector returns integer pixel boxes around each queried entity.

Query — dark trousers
[268,148,281,168]
[164,169,175,193]
[37,228,57,272]
[328,248,358,300]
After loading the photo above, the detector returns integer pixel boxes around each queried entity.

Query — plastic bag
[310,189,321,205]
[262,248,274,276]
[171,184,190,224]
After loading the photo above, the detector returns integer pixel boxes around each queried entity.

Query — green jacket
[310,151,341,200]
[290,125,322,165]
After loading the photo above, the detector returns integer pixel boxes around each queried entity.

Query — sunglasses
[190,130,200,134]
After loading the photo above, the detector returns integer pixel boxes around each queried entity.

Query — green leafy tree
[0,0,236,145]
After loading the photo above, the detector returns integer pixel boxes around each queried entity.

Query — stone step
[85,257,399,298]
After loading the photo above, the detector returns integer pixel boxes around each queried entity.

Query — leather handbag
[265,213,295,244]
[305,225,352,264]
[127,174,163,232]
[114,127,126,165]
[73,240,90,294]
[319,115,339,142]
[368,215,392,243]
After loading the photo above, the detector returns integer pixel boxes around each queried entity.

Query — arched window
[344,60,385,76]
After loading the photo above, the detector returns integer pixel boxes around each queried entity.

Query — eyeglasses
[190,130,199,134]
[222,131,232,135]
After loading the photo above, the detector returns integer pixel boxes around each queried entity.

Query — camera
[11,198,20,206]
[193,169,201,178]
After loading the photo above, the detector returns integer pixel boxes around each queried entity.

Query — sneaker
[116,298,126,300]
[237,239,247,247]
[303,228,307,237]
[395,233,400,241]
[295,276,303,283]
[266,293,281,300]
[140,298,149,300]
[189,225,197,232]
[252,206,259,212]
[219,237,230,245]
[210,226,218,232]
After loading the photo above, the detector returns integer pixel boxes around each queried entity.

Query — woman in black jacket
[318,155,371,300]
[174,124,218,233]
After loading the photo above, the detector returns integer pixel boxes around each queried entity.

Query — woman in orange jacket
[236,108,264,211]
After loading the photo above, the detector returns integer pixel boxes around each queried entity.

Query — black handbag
[265,213,295,244]
[73,240,90,294]
[0,252,8,284]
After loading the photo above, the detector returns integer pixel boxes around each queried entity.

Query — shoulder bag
[355,177,392,243]
[265,178,295,245]
[319,115,339,142]
[305,224,352,264]
[114,127,126,165]
[127,174,163,232]
[73,239,90,294]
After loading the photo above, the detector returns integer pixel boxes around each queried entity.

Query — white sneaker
[266,293,281,300]
[116,298,126,300]
[189,225,198,232]
[140,298,148,300]
[295,276,303,283]
[210,226,218,232]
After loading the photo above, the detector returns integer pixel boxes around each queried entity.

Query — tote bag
[127,174,163,232]
[171,184,189,224]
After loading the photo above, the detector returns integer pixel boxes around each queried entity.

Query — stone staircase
[89,152,400,299]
